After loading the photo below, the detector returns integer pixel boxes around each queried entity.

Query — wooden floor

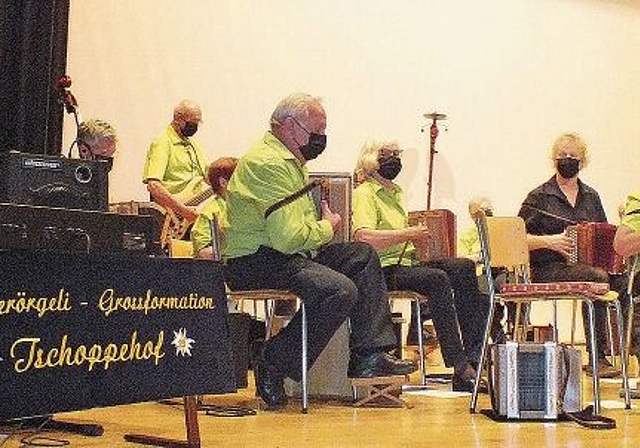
[2,351,640,447]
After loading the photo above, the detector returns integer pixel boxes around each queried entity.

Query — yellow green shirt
[352,178,416,267]
[142,125,208,200]
[225,131,333,258]
[622,191,640,232]
[190,196,227,255]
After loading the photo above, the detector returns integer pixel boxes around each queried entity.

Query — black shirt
[518,176,607,267]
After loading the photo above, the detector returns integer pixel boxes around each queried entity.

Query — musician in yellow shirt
[352,138,490,392]
[142,100,209,226]
[191,157,238,260]
[614,192,640,361]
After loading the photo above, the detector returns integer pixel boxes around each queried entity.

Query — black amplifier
[0,151,109,211]
[0,203,162,256]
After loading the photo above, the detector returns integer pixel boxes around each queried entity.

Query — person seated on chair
[142,99,209,230]
[191,157,239,260]
[223,93,417,410]
[614,192,640,363]
[77,118,117,168]
[518,132,620,378]
[351,138,489,392]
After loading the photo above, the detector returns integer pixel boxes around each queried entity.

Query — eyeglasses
[379,148,403,158]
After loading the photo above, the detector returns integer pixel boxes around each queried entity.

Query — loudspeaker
[309,172,352,244]
[490,342,582,419]
[0,151,109,211]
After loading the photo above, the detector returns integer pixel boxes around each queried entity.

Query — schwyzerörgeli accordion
[566,222,625,274]
[490,342,582,420]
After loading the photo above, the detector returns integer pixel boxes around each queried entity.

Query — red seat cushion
[500,281,610,296]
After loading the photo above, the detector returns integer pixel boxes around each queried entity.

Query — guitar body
[110,187,214,251]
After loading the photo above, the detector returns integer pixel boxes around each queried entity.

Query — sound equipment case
[0,151,109,211]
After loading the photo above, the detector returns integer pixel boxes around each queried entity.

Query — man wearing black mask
[143,100,209,236]
[519,132,620,378]
[352,139,490,392]
[224,94,417,410]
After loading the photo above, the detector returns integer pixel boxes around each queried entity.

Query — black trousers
[384,257,488,368]
[224,242,396,381]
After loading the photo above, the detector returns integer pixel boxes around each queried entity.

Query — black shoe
[585,358,621,379]
[348,352,417,378]
[452,364,488,393]
[406,328,439,353]
[253,346,287,410]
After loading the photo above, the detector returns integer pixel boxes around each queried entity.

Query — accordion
[490,342,582,419]
[566,222,625,274]
[408,209,456,261]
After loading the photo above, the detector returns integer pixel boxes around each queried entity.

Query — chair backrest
[168,238,194,258]
[475,213,531,282]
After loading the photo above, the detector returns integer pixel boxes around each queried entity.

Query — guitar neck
[184,188,214,207]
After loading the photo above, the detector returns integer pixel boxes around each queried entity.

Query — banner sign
[0,251,236,420]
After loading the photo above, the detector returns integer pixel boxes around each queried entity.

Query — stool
[350,375,409,408]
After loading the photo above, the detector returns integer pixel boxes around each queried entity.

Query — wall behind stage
[65,0,640,233]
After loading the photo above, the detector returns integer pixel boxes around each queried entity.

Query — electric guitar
[160,187,214,248]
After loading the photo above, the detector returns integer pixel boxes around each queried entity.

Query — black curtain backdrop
[0,0,70,155]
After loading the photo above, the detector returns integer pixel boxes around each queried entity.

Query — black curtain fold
[0,0,70,155]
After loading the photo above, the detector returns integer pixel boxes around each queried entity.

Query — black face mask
[377,155,402,180]
[182,122,198,137]
[300,133,327,161]
[556,157,580,179]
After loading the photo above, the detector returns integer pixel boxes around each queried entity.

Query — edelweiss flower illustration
[171,328,195,356]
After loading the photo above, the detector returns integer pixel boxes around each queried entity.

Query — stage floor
[2,348,639,447]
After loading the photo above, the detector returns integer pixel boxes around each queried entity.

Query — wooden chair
[469,212,631,415]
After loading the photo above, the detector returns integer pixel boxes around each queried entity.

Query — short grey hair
[173,99,201,121]
[270,93,322,128]
[78,119,117,146]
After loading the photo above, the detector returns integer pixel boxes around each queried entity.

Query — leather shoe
[348,352,417,378]
[585,358,621,379]
[452,374,488,393]
[452,364,488,393]
[253,346,287,410]
[406,328,439,354]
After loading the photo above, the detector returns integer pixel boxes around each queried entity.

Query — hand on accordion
[549,232,573,259]
[407,225,431,251]
[320,200,341,232]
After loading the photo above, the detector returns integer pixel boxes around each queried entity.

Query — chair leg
[613,300,631,409]
[414,299,426,386]
[625,297,636,380]
[470,299,498,413]
[585,300,602,415]
[570,300,577,346]
[606,306,616,368]
[301,302,309,414]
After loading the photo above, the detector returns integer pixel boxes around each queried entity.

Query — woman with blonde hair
[352,138,489,392]
[519,132,620,378]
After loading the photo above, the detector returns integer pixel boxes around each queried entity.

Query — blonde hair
[550,133,589,168]
[353,139,399,186]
